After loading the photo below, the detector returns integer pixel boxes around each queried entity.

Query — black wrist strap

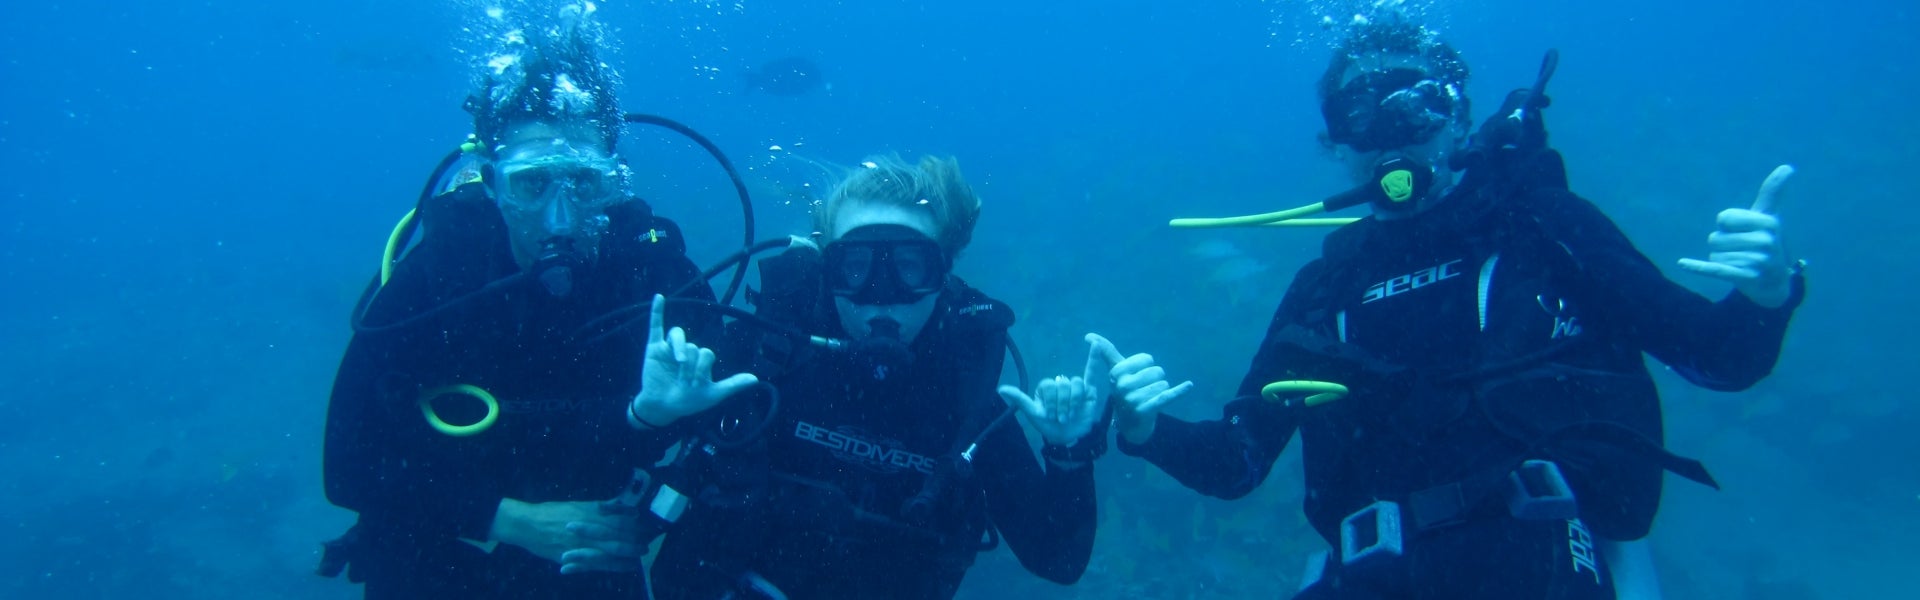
[1042,401,1113,464]
[1042,437,1105,464]
[629,400,666,430]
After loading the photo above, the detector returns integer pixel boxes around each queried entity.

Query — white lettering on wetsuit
[1566,518,1602,585]
[1537,295,1585,340]
[957,303,996,317]
[794,421,937,475]
[1362,259,1463,304]
[501,397,593,414]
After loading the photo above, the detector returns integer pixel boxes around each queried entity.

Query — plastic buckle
[612,467,689,524]
[1340,500,1404,570]
[1507,459,1579,520]
[613,468,651,508]
[650,483,689,523]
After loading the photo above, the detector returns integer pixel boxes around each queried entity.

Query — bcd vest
[1265,185,1716,542]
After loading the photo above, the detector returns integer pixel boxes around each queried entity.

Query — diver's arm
[322,186,532,540]
[1113,265,1318,499]
[1116,395,1296,500]
[622,213,756,432]
[322,335,506,541]
[961,328,1095,584]
[1534,189,1802,390]
[978,399,1098,585]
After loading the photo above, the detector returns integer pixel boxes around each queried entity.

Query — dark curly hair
[463,20,622,156]
[1316,17,1471,123]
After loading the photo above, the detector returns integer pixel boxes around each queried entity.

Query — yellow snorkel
[1169,156,1434,229]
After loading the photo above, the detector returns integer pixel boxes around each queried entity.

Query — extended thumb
[1085,333,1125,364]
[711,373,761,400]
[997,385,1043,416]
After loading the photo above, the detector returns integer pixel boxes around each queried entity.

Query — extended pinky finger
[1139,381,1194,413]
[1677,258,1755,281]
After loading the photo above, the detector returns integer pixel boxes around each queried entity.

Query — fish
[1209,256,1271,285]
[332,38,441,76]
[1190,240,1271,284]
[142,446,176,469]
[1188,239,1245,261]
[743,56,828,97]
[1189,239,1274,307]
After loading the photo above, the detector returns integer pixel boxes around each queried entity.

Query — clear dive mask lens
[1323,68,1459,153]
[494,155,626,213]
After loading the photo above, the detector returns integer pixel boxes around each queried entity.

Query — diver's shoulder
[1510,186,1617,229]
[420,182,505,230]
[944,279,1015,331]
[1319,215,1380,262]
[606,198,694,257]
[1511,183,1585,206]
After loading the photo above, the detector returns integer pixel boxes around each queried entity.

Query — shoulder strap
[940,277,1015,334]
[727,246,828,378]
[606,198,692,259]
[748,245,825,326]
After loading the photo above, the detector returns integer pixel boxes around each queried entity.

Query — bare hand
[629,294,760,428]
[1677,165,1795,308]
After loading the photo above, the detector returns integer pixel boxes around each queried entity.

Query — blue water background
[1,0,1912,597]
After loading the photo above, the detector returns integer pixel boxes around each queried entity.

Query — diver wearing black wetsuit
[320,12,718,597]
[1123,169,1802,598]
[644,158,1101,600]
[322,180,713,599]
[1118,17,1803,600]
[652,275,1094,599]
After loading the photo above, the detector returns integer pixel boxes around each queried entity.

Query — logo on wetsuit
[502,397,594,414]
[1362,259,1463,304]
[1566,518,1603,585]
[794,421,938,475]
[957,303,996,317]
[1537,295,1584,340]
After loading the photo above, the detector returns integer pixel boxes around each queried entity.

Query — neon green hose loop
[419,383,500,437]
[1261,380,1349,407]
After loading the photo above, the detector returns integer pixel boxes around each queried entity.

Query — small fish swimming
[1209,256,1271,285]
[1190,240,1273,307]
[332,38,440,75]
[1189,239,1246,261]
[743,56,828,96]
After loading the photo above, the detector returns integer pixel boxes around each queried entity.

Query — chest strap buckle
[1507,459,1579,521]
[1339,499,1405,573]
[1338,460,1580,575]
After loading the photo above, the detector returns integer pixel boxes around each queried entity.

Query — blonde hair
[814,155,983,256]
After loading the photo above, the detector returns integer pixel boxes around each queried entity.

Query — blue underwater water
[1,0,1914,598]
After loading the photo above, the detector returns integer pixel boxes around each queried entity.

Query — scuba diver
[318,5,737,598]
[1120,15,1805,600]
[608,155,1154,599]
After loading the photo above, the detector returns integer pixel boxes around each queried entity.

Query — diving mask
[1323,68,1461,153]
[490,144,629,214]
[824,225,950,306]
[485,141,629,291]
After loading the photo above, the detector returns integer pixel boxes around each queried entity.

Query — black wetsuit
[648,261,1099,600]
[1120,179,1803,599]
[321,183,714,599]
